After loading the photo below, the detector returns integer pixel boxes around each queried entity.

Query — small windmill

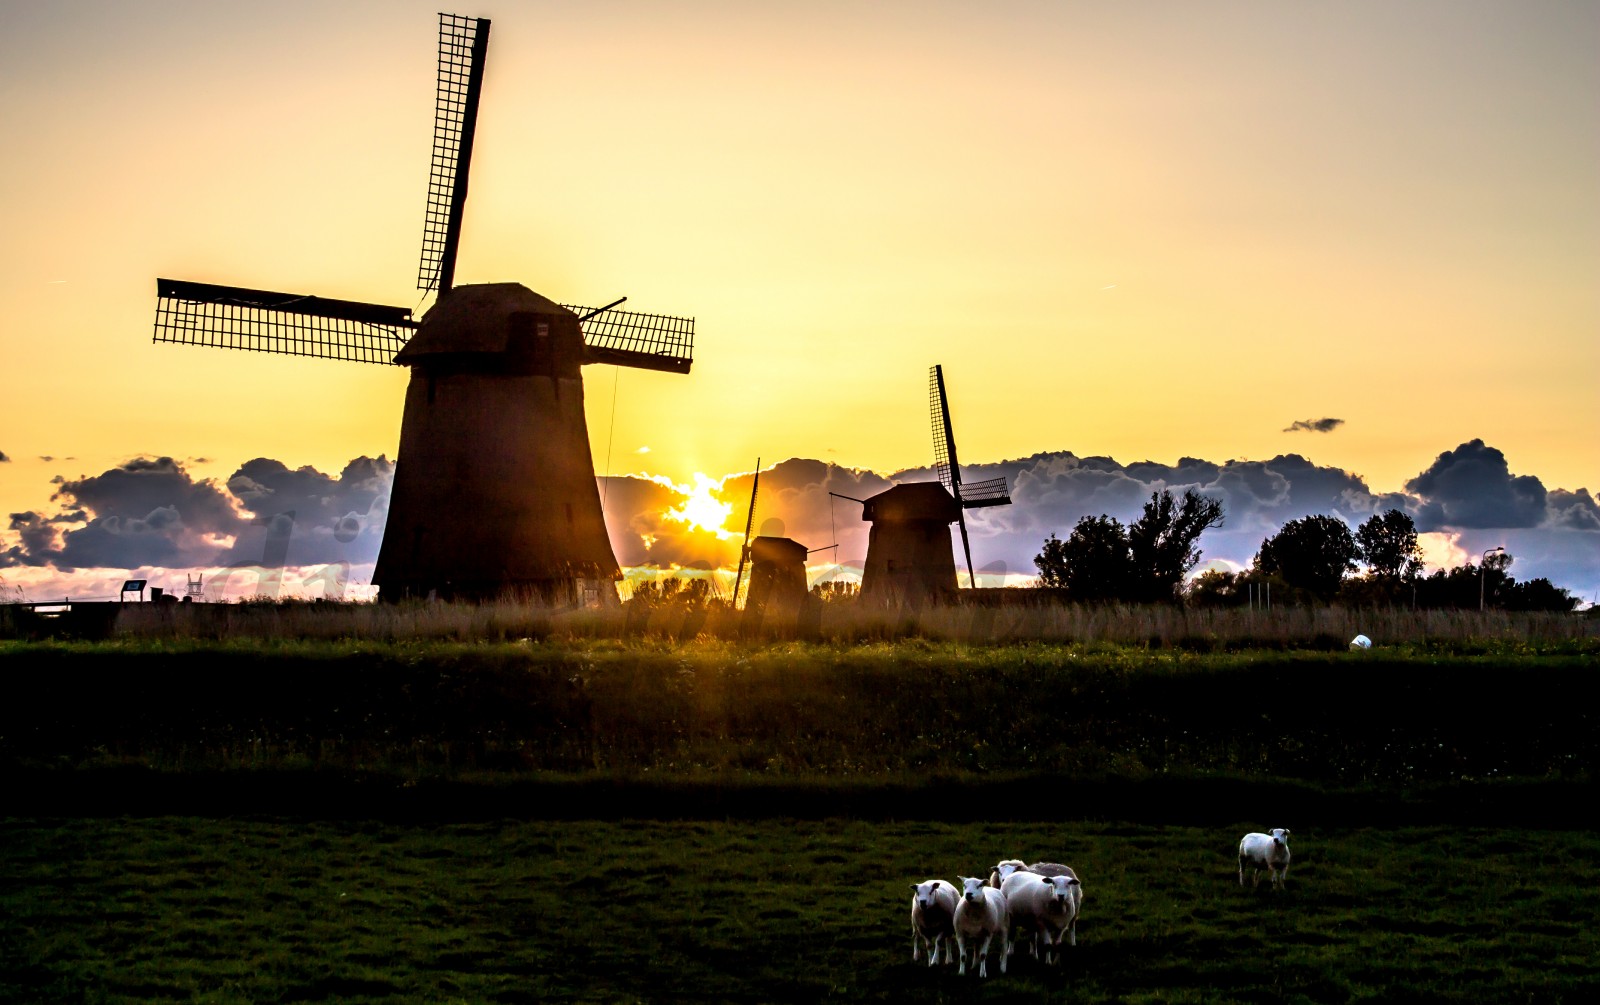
[150,14,695,602]
[856,365,1010,603]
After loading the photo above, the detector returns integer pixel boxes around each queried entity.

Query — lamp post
[1479,546,1504,612]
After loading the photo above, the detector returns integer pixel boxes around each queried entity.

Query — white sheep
[1238,828,1292,890]
[953,876,1010,977]
[1001,867,1082,962]
[908,879,958,966]
[986,858,1030,888]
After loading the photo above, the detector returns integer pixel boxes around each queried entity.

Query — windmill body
[858,483,961,605]
[744,535,809,620]
[372,284,619,601]
[149,14,694,603]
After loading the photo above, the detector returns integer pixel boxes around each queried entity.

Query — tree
[1355,509,1422,581]
[1033,515,1131,602]
[1127,489,1225,603]
[1255,515,1359,601]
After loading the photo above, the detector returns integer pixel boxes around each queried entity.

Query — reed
[100,595,1598,651]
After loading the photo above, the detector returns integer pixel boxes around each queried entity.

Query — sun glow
[665,473,737,539]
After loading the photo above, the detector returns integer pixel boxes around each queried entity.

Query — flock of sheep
[910,828,1293,978]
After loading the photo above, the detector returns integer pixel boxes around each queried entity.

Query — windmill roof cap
[396,283,578,361]
[861,482,960,523]
[751,536,808,564]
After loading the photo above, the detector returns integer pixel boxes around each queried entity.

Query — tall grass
[96,596,1599,650]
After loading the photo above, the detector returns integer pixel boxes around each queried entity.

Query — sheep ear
[1068,878,1081,886]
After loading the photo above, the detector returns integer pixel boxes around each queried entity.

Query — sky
[1,0,1596,603]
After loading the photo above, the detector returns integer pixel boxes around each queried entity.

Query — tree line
[1033,490,1582,612]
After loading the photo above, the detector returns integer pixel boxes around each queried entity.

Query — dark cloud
[219,456,393,568]
[1546,488,1600,532]
[1,454,392,574]
[1283,418,1345,434]
[1405,439,1547,530]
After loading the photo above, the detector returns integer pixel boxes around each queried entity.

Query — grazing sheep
[953,877,1010,977]
[908,880,958,966]
[1026,861,1075,878]
[1238,828,1292,890]
[986,858,1030,888]
[1001,867,1083,961]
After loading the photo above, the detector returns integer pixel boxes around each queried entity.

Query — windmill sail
[418,13,491,295]
[731,460,761,609]
[929,364,1011,589]
[568,303,695,374]
[153,279,415,364]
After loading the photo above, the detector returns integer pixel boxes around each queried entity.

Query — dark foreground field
[2,639,1595,1002]
[3,817,1596,1004]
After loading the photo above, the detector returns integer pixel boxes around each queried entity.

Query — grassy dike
[2,638,1594,819]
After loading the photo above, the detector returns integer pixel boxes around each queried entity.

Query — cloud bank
[3,440,1595,604]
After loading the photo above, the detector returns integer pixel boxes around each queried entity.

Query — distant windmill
[856,365,1010,603]
[729,460,812,622]
[150,14,694,602]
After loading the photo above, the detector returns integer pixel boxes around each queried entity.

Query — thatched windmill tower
[149,14,693,602]
[858,366,1010,605]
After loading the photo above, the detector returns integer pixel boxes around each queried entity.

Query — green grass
[3,817,1596,1003]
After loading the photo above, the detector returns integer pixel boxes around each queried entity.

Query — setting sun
[664,473,736,539]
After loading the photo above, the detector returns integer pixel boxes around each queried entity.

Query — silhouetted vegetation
[1036,504,1583,612]
[1034,489,1223,604]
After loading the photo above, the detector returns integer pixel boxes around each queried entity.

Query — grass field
[3,635,1595,1002]
[3,817,1596,1004]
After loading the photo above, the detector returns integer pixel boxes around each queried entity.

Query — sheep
[1001,867,1082,962]
[953,876,1010,977]
[986,858,1030,888]
[1238,828,1292,890]
[1026,861,1075,879]
[908,879,958,966]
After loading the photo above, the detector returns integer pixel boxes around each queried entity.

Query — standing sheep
[1238,828,1292,890]
[986,858,1030,888]
[908,880,958,966]
[953,877,1010,977]
[1001,868,1083,962]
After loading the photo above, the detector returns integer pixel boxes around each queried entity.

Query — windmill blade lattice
[418,13,490,295]
[153,279,415,364]
[567,303,695,374]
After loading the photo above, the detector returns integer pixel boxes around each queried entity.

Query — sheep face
[988,859,1027,887]
[913,880,945,909]
[1271,828,1291,846]
[960,877,988,903]
[1043,875,1080,906]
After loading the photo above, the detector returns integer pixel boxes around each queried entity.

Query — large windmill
[150,14,694,602]
[857,365,1010,603]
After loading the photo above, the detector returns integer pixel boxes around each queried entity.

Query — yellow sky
[1,0,1595,520]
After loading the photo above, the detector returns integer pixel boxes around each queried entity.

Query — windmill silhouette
[150,14,694,602]
[856,365,1010,603]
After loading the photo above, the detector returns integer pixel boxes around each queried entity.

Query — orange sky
[1,0,1596,529]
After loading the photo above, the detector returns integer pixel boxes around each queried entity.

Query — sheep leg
[998,931,1009,974]
[956,933,969,976]
[912,930,921,963]
[1238,857,1247,886]
[977,933,992,977]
